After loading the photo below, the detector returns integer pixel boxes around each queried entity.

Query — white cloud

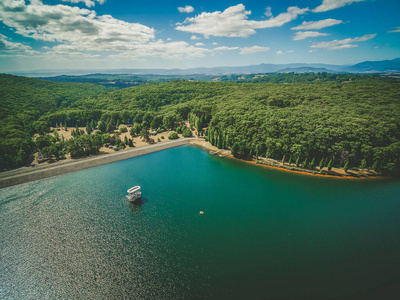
[108,40,211,60]
[311,33,376,50]
[190,35,200,40]
[176,4,309,38]
[264,6,272,17]
[0,0,211,60]
[0,34,38,54]
[276,50,294,55]
[214,46,239,51]
[0,0,154,48]
[178,5,194,13]
[239,46,270,55]
[195,42,204,46]
[212,42,218,45]
[293,31,330,40]
[291,18,342,30]
[61,0,105,8]
[388,26,400,33]
[313,0,366,13]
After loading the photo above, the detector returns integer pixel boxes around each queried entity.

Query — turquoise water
[1,145,400,299]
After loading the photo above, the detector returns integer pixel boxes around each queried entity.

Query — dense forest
[1,73,399,176]
[40,72,378,88]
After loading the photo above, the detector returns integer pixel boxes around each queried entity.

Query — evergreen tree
[106,120,114,133]
[134,123,142,135]
[86,122,92,135]
[288,156,292,165]
[327,159,333,171]
[372,160,380,171]
[360,159,367,169]
[217,134,223,149]
[196,119,202,134]
[140,128,150,141]
[128,138,134,147]
[343,161,349,172]
[231,142,239,158]
[124,136,128,145]
[90,119,97,129]
[116,120,121,128]
[295,157,300,166]
[303,157,308,167]
[98,121,106,132]
[310,158,315,169]
[319,158,324,170]
[53,129,60,141]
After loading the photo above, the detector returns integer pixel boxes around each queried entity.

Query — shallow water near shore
[1,145,400,299]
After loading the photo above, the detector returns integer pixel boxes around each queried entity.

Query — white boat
[126,186,142,203]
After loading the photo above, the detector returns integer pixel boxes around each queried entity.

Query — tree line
[1,73,399,176]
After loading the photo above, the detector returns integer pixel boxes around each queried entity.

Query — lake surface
[1,145,400,299]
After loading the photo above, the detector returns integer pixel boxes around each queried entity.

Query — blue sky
[0,0,399,71]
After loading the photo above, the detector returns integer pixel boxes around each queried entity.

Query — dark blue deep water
[1,146,400,299]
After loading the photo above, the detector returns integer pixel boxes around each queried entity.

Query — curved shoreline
[187,141,383,180]
[0,138,194,189]
[1,137,384,189]
[245,159,381,180]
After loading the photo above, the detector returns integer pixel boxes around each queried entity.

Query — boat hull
[127,192,141,201]
[127,195,142,203]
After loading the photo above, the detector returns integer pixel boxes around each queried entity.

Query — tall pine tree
[310,158,315,169]
[319,158,324,170]
[343,161,349,172]
[327,159,333,171]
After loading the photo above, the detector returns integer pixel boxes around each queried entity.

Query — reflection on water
[128,197,147,215]
[1,146,400,299]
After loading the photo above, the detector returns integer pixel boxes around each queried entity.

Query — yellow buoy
[199,211,204,215]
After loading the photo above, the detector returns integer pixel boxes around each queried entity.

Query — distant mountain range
[9,58,400,77]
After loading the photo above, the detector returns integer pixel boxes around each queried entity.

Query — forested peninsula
[1,73,399,177]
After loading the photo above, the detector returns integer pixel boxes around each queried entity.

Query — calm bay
[1,145,400,299]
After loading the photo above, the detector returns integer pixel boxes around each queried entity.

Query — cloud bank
[293,31,330,41]
[176,4,308,38]
[313,0,366,13]
[0,0,209,60]
[311,33,376,50]
[61,0,106,8]
[291,19,343,30]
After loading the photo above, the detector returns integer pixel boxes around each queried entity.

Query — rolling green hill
[0,74,109,169]
[1,73,399,175]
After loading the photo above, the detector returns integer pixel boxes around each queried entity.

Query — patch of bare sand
[47,126,186,161]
